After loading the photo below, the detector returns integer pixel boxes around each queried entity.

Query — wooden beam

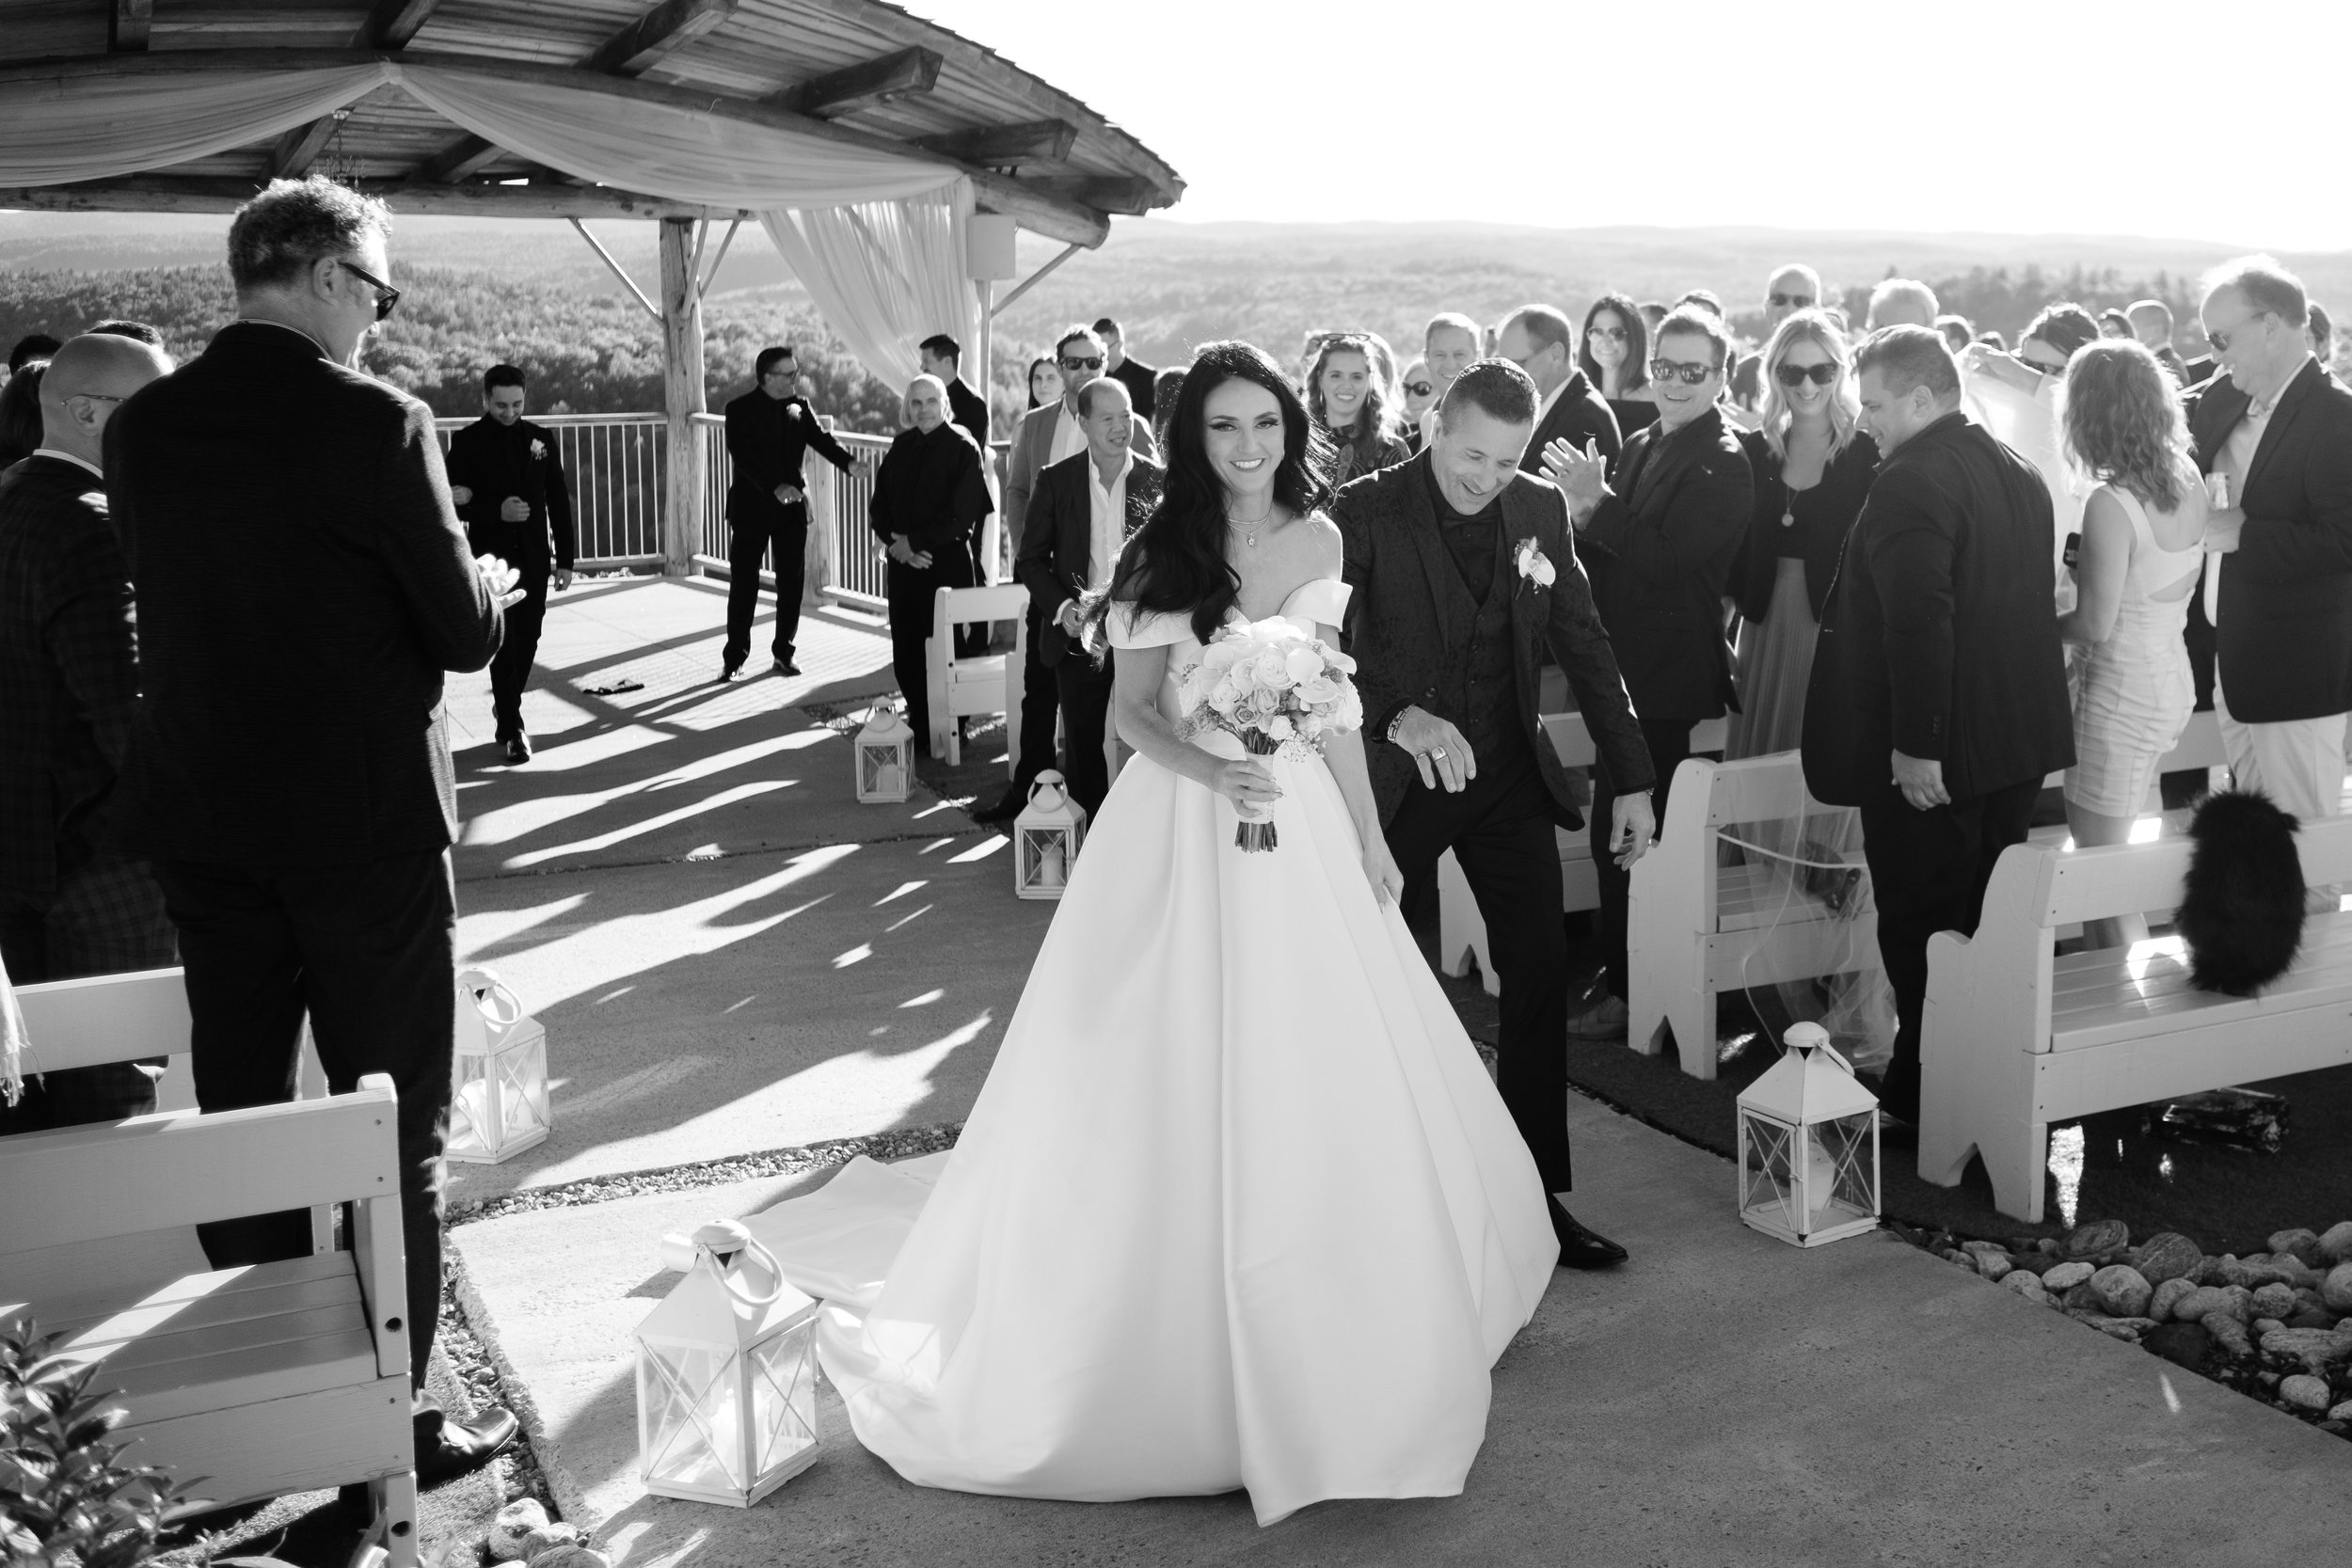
[268,116,342,180]
[110,0,151,52]
[913,119,1074,166]
[414,135,504,183]
[989,241,1082,318]
[1019,176,1161,215]
[658,217,707,576]
[0,50,1120,245]
[0,174,737,222]
[356,0,443,49]
[582,0,738,76]
[567,218,662,323]
[769,46,939,119]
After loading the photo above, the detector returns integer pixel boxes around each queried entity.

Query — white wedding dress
[750,576,1557,1526]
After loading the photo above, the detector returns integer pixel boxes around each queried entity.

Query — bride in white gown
[755,341,1558,1526]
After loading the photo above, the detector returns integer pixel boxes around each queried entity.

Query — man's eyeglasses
[1403,380,1434,398]
[338,259,402,322]
[66,391,127,404]
[1773,361,1839,388]
[1649,357,1722,386]
[2205,313,2267,354]
[1587,325,1629,342]
[1058,355,1104,372]
[1768,293,1816,309]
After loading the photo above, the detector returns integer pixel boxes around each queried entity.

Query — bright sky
[911,0,2352,250]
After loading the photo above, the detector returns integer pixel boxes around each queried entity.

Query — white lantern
[447,967,549,1164]
[1734,1022,1879,1246]
[1013,769,1088,899]
[854,705,914,804]
[635,1220,821,1507]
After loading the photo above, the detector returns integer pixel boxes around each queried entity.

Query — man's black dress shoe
[718,659,742,683]
[1551,1200,1629,1269]
[503,735,532,765]
[415,1405,521,1487]
[970,786,1025,824]
[773,656,801,677]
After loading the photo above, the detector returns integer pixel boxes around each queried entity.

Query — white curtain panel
[759,185,979,388]
[0,65,389,184]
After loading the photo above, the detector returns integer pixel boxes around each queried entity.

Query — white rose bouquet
[1175,617,1364,852]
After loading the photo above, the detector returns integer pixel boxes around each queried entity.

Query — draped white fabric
[0,62,960,209]
[759,189,980,388]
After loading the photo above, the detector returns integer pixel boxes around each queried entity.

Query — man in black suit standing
[1095,316,1157,425]
[918,333,992,452]
[1338,359,1657,1270]
[445,363,573,764]
[1547,307,1751,1044]
[1802,325,2074,1125]
[1015,377,1164,817]
[0,330,177,1134]
[871,374,993,752]
[1497,304,1621,479]
[105,176,524,1484]
[2190,258,2352,838]
[721,344,865,681]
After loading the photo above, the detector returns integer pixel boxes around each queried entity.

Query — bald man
[1731,262,1823,410]
[0,330,177,1132]
[870,372,993,751]
[1867,278,1940,330]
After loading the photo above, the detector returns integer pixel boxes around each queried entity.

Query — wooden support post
[659,217,706,577]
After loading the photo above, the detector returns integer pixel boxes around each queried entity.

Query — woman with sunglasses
[1578,293,1658,436]
[1396,357,1437,449]
[1725,309,1878,759]
[1305,333,1409,486]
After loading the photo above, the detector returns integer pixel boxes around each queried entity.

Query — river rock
[2142,1322,2209,1369]
[2288,1308,2338,1330]
[2322,1263,2352,1312]
[2091,1265,2153,1318]
[2279,1374,2333,1411]
[1975,1252,2014,1282]
[2042,1260,2096,1292]
[2330,1400,2352,1422]
[2269,1228,2326,1268]
[2151,1276,2201,1323]
[2134,1233,2203,1286]
[2252,1282,2301,1321]
[2319,1222,2352,1265]
[2002,1270,2049,1305]
[2266,1255,2318,1290]
[2085,1316,2146,1341]
[2223,1284,2258,1321]
[2198,1255,2228,1285]
[2253,1317,2287,1338]
[2258,1327,2352,1373]
[2172,1286,2240,1323]
[2202,1312,2254,1357]
[2006,1252,2053,1276]
[2062,1219,2130,1261]
[2061,1281,2105,1311]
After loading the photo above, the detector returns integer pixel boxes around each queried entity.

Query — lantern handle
[457,967,525,1029]
[691,1220,789,1310]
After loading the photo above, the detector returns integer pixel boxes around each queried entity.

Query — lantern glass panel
[1021,828,1069,889]
[750,1322,820,1476]
[1810,1110,1878,1227]
[450,1051,494,1159]
[1740,1110,1798,1230]
[640,1342,750,1492]
[859,744,907,799]
[497,1033,550,1147]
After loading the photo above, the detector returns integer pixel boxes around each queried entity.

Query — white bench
[927,582,1026,767]
[0,1028,418,1564]
[1917,814,2352,1222]
[1436,711,1724,998]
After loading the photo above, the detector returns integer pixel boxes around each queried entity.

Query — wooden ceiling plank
[268,114,343,179]
[111,0,152,52]
[581,0,739,77]
[912,117,1073,166]
[0,173,735,221]
[356,0,444,50]
[415,134,503,183]
[1019,175,1160,216]
[768,44,939,118]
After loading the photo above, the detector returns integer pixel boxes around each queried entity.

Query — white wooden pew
[927,582,1026,767]
[1436,711,1725,998]
[1918,815,2352,1222]
[0,1075,419,1563]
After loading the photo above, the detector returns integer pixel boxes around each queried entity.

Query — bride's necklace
[1227,503,1274,550]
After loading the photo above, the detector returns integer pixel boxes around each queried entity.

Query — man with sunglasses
[978,325,1156,821]
[1730,262,1821,412]
[720,343,867,681]
[2188,258,2352,847]
[104,175,526,1489]
[1496,304,1621,483]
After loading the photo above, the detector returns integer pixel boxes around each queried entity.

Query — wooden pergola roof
[0,0,1184,246]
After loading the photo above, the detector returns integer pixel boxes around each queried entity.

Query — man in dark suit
[1548,307,1752,1045]
[445,363,574,764]
[2188,260,2352,835]
[0,330,177,1134]
[1803,325,2074,1126]
[919,332,992,452]
[1338,359,1657,1270]
[871,374,993,752]
[104,176,522,1484]
[1015,377,1163,817]
[1095,316,1157,424]
[1496,304,1621,480]
[722,344,865,680]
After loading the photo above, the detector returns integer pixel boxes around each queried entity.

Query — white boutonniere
[1515,536,1557,590]
[529,438,548,460]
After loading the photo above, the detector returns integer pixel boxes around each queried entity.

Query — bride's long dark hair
[1094,341,1331,650]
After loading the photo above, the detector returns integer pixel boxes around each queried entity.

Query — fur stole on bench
[2178,790,2305,996]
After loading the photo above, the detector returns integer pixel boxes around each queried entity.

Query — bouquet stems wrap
[1236,731,1282,853]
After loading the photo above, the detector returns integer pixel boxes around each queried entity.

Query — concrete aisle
[453,1090,2352,1567]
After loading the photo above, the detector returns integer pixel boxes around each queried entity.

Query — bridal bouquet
[1176,618,1363,852]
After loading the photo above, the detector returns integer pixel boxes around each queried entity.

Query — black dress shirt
[1110,357,1158,422]
[869,420,993,554]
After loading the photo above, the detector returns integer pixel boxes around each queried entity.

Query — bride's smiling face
[1202,377,1284,509]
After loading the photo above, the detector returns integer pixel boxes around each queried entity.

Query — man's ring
[1432,747,1448,760]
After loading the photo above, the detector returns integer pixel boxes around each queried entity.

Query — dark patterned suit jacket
[1334,451,1654,829]
[0,455,140,893]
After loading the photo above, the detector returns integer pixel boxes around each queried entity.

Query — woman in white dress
[758,342,1558,1526]
[2056,339,2209,951]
